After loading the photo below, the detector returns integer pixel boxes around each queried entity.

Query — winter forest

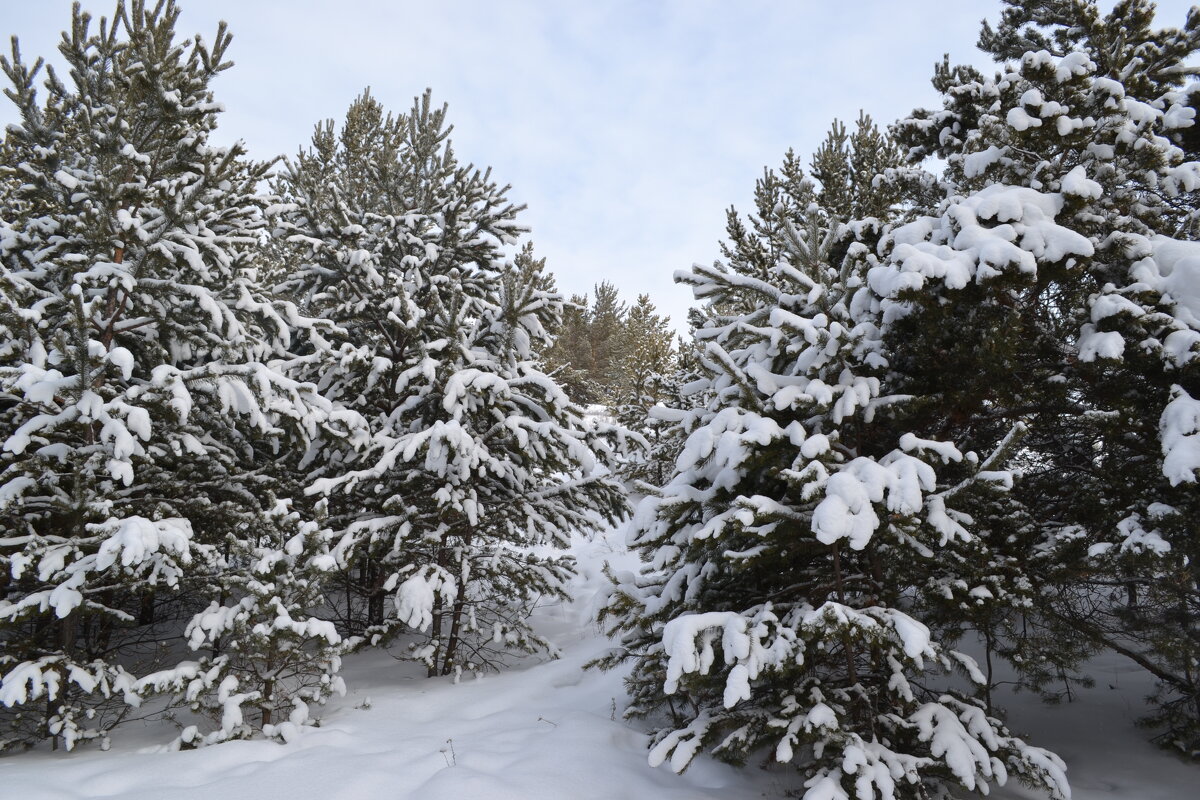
[2,1,1200,798]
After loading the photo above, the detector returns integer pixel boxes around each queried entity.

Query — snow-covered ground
[988,651,1198,800]
[3,529,787,800]
[3,527,1197,800]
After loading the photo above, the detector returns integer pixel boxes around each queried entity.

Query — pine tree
[542,282,632,405]
[0,0,357,749]
[137,500,347,747]
[810,112,904,224]
[889,0,1200,755]
[612,294,676,487]
[276,90,629,678]
[586,281,628,396]
[541,293,598,402]
[598,127,1069,799]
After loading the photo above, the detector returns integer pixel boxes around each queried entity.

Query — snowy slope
[3,526,1197,800]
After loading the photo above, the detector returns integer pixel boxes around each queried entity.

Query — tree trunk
[832,542,858,686]
[441,532,473,676]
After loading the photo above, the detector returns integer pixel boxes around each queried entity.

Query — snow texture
[872,184,1094,298]
[0,530,788,800]
[1,529,1195,800]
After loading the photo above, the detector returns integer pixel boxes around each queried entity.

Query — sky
[2,0,1198,331]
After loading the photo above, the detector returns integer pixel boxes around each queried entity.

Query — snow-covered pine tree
[598,122,1069,799]
[645,329,712,487]
[137,499,347,747]
[889,0,1200,754]
[0,1,358,749]
[612,294,676,487]
[277,90,629,678]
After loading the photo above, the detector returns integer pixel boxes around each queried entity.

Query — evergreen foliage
[598,119,1071,799]
[275,89,630,678]
[541,292,597,403]
[611,294,676,487]
[890,0,1200,756]
[539,283,678,487]
[0,0,358,749]
[543,281,682,405]
[2,0,1199,783]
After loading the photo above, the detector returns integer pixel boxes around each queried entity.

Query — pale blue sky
[3,1,1197,329]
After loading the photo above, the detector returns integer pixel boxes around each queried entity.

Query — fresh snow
[2,525,1196,800]
[1149,236,1200,330]
[1,529,787,800]
[871,183,1094,297]
[985,650,1200,800]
